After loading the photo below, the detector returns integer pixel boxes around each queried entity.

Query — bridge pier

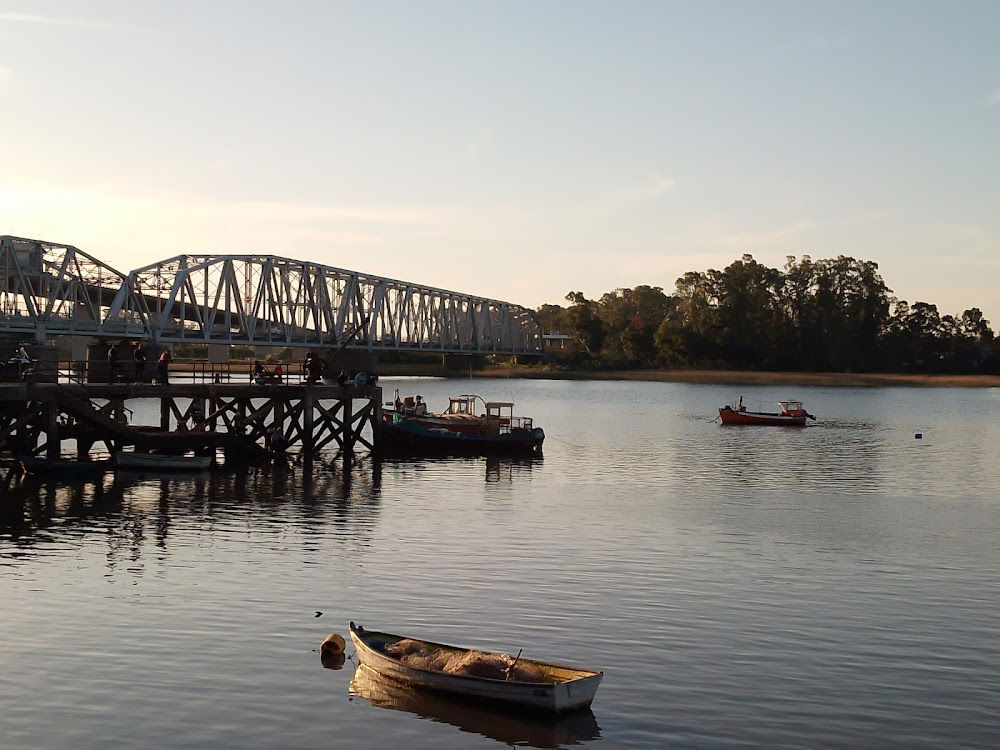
[45,401,60,460]
[322,351,378,380]
[442,354,485,372]
[207,345,228,364]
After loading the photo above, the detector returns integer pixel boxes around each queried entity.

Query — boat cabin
[444,395,482,417]
[778,401,805,417]
[485,402,533,435]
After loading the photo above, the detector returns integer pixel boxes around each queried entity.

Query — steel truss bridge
[0,235,542,355]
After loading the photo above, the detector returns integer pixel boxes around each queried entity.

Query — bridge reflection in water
[0,453,541,555]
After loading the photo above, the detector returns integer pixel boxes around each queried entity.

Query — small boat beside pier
[114,451,212,471]
[381,395,544,455]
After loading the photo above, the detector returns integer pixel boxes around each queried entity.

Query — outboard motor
[532,427,546,451]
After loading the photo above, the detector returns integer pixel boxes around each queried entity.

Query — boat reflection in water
[377,454,543,484]
[349,664,601,748]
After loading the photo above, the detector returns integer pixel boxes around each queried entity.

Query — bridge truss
[0,236,542,354]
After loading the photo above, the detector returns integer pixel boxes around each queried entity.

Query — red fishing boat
[719,397,816,426]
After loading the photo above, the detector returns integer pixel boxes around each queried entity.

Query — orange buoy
[321,632,346,656]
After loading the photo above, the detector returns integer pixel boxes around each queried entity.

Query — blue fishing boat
[380,401,544,456]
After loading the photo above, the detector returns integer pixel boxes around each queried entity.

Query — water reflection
[0,460,384,560]
[320,651,347,671]
[378,454,543,484]
[348,664,601,749]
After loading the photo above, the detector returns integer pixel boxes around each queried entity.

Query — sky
[2,1,998,325]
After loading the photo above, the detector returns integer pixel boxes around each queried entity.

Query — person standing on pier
[108,343,121,383]
[133,342,147,383]
[157,348,172,384]
[304,351,325,384]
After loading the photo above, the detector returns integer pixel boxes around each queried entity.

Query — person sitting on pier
[3,347,32,382]
[337,369,350,390]
[273,363,284,383]
[253,360,270,383]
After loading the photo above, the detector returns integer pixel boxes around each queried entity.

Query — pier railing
[24,360,313,386]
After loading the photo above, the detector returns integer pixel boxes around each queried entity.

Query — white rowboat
[115,451,212,471]
[349,622,603,713]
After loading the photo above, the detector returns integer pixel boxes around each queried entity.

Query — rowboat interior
[366,631,586,684]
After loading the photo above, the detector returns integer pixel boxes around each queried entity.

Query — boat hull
[115,451,212,470]
[349,622,602,713]
[380,420,544,455]
[719,409,807,426]
[384,411,486,436]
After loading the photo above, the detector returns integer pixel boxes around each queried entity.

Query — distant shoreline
[166,361,1000,388]
[377,365,1000,388]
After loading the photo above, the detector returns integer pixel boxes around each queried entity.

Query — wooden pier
[0,381,381,463]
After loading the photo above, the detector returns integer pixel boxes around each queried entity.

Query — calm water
[3,378,1000,749]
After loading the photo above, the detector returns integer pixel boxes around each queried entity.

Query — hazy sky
[2,1,998,324]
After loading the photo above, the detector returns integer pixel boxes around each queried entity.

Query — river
[2,378,999,749]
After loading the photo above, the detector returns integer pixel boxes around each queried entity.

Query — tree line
[535,254,997,374]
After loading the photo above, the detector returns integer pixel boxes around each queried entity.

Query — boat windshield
[445,396,480,416]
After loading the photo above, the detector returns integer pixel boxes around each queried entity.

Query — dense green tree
[657,271,721,366]
[597,286,674,366]
[534,303,568,334]
[538,255,994,374]
[941,308,994,371]
[562,292,606,358]
[810,256,892,371]
[713,255,785,368]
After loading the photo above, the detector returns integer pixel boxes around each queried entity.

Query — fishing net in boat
[385,638,429,657]
[384,639,548,682]
[385,639,450,671]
